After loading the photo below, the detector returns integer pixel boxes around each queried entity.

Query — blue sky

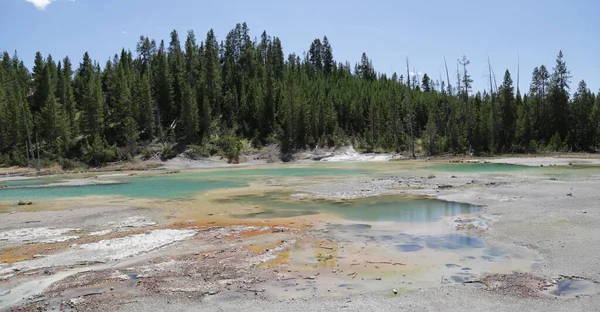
[1,0,598,94]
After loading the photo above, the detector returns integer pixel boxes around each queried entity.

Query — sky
[1,0,599,94]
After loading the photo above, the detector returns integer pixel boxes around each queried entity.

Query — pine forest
[1,23,599,168]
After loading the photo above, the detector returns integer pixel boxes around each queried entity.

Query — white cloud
[26,0,53,10]
[408,71,423,77]
[25,0,74,10]
[121,30,128,35]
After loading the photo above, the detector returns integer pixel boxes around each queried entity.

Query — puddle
[549,279,600,297]
[224,193,480,223]
[258,217,535,298]
[396,244,423,252]
[419,234,485,250]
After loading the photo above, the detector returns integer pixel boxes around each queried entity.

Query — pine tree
[498,70,516,151]
[136,36,156,75]
[322,36,334,77]
[152,40,173,132]
[180,81,198,143]
[548,51,571,142]
[308,39,323,76]
[515,92,532,149]
[2,24,600,166]
[57,57,78,144]
[76,52,104,138]
[569,80,594,150]
[31,52,46,112]
[168,30,184,124]
[0,53,9,156]
[421,74,432,92]
[132,72,154,140]
[203,29,222,122]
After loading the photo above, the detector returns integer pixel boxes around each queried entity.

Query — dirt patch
[478,273,549,298]
[12,238,286,311]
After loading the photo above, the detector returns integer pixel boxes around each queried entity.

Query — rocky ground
[1,156,600,311]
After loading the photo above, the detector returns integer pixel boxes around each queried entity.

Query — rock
[43,268,55,275]
[567,193,573,197]
[392,289,398,294]
[582,211,587,214]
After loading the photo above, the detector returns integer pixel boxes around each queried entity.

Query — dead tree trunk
[406,58,415,158]
[488,57,498,147]
[444,57,453,153]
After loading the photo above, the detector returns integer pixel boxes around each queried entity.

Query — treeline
[1,22,599,167]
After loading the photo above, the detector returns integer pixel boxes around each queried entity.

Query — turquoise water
[0,176,245,201]
[0,165,372,202]
[225,193,479,223]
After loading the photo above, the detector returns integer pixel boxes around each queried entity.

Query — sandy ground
[487,156,600,166]
[2,156,600,311]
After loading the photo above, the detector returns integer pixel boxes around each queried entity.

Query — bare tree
[444,57,454,152]
[406,58,415,158]
[488,57,498,144]
[440,72,448,139]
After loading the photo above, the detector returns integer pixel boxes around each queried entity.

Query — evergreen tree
[75,52,104,138]
[498,70,516,151]
[421,74,432,93]
[203,29,221,121]
[569,80,594,150]
[322,36,334,77]
[152,40,173,132]
[31,52,46,112]
[548,51,571,142]
[2,26,600,167]
[168,30,184,123]
[132,72,154,139]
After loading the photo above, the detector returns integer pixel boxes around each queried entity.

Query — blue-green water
[0,176,245,201]
[0,165,372,202]
[5,161,596,203]
[225,193,479,223]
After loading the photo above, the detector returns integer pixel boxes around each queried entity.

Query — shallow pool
[226,193,479,223]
